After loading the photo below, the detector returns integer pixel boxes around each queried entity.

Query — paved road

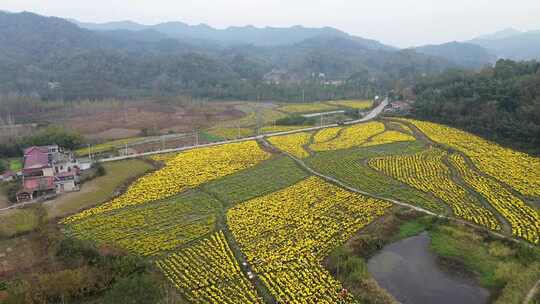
[99,98,389,163]
[348,98,388,124]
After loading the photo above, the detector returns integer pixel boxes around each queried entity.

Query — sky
[2,0,540,48]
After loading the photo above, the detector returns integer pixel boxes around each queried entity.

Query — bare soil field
[64,101,246,140]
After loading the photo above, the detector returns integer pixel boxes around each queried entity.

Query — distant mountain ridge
[69,18,395,49]
[0,11,453,101]
[413,42,496,68]
[469,29,540,60]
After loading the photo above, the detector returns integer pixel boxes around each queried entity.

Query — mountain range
[70,18,540,66]
[0,10,539,101]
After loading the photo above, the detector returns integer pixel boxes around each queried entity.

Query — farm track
[524,279,540,304]
[201,187,277,304]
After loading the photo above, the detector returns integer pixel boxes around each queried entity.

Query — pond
[367,232,489,304]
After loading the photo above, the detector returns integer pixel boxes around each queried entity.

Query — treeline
[0,125,84,158]
[411,59,540,155]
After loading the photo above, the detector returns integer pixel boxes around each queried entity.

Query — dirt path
[524,279,540,304]
[0,191,9,209]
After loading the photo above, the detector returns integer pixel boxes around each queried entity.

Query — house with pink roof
[16,145,80,202]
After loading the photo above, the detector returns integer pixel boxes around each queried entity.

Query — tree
[104,275,164,304]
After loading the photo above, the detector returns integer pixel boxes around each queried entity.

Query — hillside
[413,41,495,69]
[411,59,540,154]
[469,29,540,60]
[0,11,454,101]
[2,118,538,303]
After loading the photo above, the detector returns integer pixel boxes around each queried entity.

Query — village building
[0,171,16,182]
[16,145,81,202]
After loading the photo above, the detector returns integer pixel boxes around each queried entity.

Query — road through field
[99,98,389,163]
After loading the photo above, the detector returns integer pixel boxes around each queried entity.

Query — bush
[4,181,21,204]
[104,275,164,304]
[92,162,106,177]
[56,238,101,267]
[18,125,84,151]
[275,115,316,126]
[0,160,6,174]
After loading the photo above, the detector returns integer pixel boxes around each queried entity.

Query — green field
[67,190,221,257]
[0,208,41,238]
[202,156,309,207]
[306,141,446,213]
[45,159,155,219]
[75,137,145,156]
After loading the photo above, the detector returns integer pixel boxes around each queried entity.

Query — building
[0,171,16,182]
[385,101,413,114]
[16,145,80,202]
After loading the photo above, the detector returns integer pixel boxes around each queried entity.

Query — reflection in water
[367,232,489,304]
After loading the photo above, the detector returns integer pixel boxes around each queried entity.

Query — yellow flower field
[450,154,540,244]
[227,176,391,303]
[312,126,342,143]
[362,130,416,147]
[404,119,540,197]
[267,132,312,158]
[157,232,263,303]
[369,148,500,230]
[310,121,385,151]
[63,141,270,223]
[207,127,254,139]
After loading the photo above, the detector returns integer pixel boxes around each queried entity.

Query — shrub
[92,162,106,177]
[103,275,164,304]
[275,115,316,126]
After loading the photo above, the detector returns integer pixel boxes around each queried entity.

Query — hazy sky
[2,0,540,47]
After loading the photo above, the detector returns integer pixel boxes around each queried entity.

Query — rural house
[16,145,81,202]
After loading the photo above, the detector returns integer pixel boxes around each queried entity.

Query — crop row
[63,141,270,223]
[403,119,540,197]
[267,132,312,158]
[369,148,501,230]
[310,122,385,151]
[305,141,442,213]
[202,156,308,207]
[361,130,416,147]
[156,232,263,304]
[227,176,391,303]
[67,191,220,256]
[450,154,540,244]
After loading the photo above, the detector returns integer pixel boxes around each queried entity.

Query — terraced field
[62,118,540,303]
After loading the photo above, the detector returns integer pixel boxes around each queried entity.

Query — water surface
[367,232,489,304]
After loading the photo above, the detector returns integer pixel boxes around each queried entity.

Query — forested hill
[0,11,455,101]
[411,60,540,154]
